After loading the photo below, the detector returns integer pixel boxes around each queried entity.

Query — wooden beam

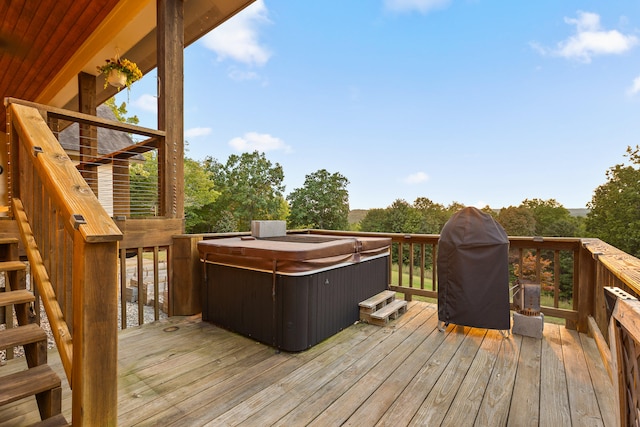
[77,72,98,195]
[157,0,184,221]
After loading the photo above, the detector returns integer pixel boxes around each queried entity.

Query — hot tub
[198,234,391,351]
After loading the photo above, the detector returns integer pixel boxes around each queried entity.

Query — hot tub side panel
[277,255,389,351]
[203,255,389,352]
[203,263,276,346]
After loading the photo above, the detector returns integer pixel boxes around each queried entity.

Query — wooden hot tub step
[369,299,408,326]
[359,290,396,322]
[359,290,408,325]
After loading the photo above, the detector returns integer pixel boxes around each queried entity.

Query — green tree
[413,197,448,233]
[359,208,389,232]
[129,151,159,217]
[184,158,219,232]
[586,145,640,256]
[520,198,577,237]
[497,206,536,236]
[287,169,349,230]
[105,97,139,125]
[202,151,286,232]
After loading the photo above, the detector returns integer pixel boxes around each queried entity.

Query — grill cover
[437,207,510,330]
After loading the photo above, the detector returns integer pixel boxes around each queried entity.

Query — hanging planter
[97,56,143,90]
[107,69,127,88]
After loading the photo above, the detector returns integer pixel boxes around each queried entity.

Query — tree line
[172,145,640,260]
[109,101,640,256]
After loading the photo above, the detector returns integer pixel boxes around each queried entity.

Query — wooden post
[72,239,118,426]
[576,243,596,333]
[157,0,185,222]
[77,72,98,196]
[171,235,203,315]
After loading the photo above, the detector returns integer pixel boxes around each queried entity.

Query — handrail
[4,97,166,139]
[5,97,167,220]
[8,103,122,242]
[7,100,122,425]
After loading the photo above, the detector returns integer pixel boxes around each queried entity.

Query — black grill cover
[437,207,510,330]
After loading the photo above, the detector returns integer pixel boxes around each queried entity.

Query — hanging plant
[97,57,143,90]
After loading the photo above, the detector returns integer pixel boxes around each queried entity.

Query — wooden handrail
[9,103,123,243]
[5,97,165,139]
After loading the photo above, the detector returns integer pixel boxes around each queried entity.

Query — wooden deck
[1,301,616,426]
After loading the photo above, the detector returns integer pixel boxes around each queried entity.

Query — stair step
[0,237,19,246]
[0,324,47,350]
[29,413,70,427]
[359,290,396,311]
[0,364,61,407]
[369,299,408,326]
[0,260,26,273]
[0,289,35,308]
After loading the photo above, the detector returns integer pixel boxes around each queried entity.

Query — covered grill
[437,207,510,330]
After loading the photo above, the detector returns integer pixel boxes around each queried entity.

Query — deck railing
[4,99,183,330]
[6,100,125,424]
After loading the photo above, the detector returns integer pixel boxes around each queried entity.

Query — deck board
[507,335,542,427]
[540,323,572,427]
[0,301,616,426]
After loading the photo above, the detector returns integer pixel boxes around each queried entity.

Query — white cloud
[627,76,640,96]
[200,0,271,66]
[228,68,262,83]
[384,0,451,14]
[229,132,291,153]
[132,94,157,113]
[533,11,638,63]
[403,171,429,184]
[185,127,212,138]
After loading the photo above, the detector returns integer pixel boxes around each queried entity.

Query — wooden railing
[6,99,128,425]
[4,98,183,330]
[298,230,582,326]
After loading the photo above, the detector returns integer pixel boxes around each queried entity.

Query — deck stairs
[359,290,408,326]
[0,237,68,426]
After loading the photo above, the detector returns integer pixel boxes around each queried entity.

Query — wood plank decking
[0,301,616,426]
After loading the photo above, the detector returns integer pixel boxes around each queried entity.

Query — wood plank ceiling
[0,0,255,135]
[0,0,120,133]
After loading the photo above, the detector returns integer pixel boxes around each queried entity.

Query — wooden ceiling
[0,0,255,133]
[0,0,120,109]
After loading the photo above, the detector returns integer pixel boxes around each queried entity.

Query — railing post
[72,238,118,426]
[576,242,596,332]
[171,235,203,316]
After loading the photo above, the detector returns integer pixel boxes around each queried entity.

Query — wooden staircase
[359,290,408,326]
[0,238,68,426]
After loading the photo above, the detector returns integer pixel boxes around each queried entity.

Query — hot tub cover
[437,207,510,330]
[198,234,391,274]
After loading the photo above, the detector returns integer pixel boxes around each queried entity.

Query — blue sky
[117,0,640,210]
